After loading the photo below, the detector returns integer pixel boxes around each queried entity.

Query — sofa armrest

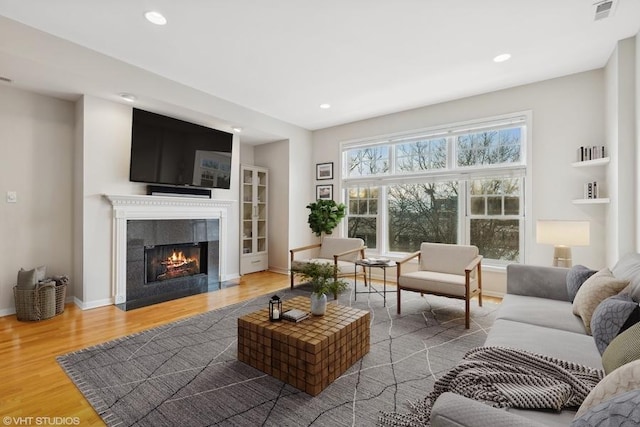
[506,264,570,301]
[431,393,548,427]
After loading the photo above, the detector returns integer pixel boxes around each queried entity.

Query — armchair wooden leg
[290,272,294,289]
[465,298,470,329]
[397,286,401,314]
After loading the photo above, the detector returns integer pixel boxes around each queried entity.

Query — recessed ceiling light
[493,53,511,63]
[232,126,243,133]
[319,103,331,109]
[119,93,137,102]
[145,11,167,25]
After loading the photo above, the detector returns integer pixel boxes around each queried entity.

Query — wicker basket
[54,282,67,314]
[13,281,57,321]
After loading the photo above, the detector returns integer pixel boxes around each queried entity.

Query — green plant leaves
[306,200,346,236]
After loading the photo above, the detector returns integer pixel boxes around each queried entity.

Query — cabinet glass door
[242,169,254,255]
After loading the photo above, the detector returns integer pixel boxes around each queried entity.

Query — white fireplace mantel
[105,194,234,304]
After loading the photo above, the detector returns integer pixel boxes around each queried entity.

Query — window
[343,114,528,264]
[387,182,458,252]
[347,185,378,249]
[468,178,522,262]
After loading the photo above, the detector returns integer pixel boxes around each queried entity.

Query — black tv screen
[129,108,233,189]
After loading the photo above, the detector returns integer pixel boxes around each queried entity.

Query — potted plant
[306,200,346,237]
[291,262,349,314]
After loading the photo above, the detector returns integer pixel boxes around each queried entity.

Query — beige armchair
[290,237,367,289]
[396,242,482,329]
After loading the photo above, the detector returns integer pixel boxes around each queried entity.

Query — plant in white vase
[290,262,348,315]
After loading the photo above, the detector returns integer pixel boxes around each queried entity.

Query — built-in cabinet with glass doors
[240,165,268,274]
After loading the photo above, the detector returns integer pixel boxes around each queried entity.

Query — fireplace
[124,218,220,310]
[145,243,207,283]
[106,194,231,310]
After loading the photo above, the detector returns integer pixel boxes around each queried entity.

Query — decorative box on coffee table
[237,295,370,396]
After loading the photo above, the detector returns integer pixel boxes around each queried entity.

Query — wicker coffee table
[237,295,370,396]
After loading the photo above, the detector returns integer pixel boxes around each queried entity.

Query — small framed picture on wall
[316,162,333,180]
[316,184,333,200]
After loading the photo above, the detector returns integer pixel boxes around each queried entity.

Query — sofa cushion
[612,252,640,302]
[590,294,640,355]
[485,319,603,369]
[398,270,477,297]
[566,265,597,302]
[575,359,640,419]
[291,258,356,275]
[601,321,640,374]
[571,389,640,427]
[419,243,479,277]
[318,237,364,262]
[572,268,629,335]
[497,294,586,334]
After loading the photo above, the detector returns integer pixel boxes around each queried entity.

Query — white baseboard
[74,296,114,310]
[268,267,289,275]
[0,307,16,317]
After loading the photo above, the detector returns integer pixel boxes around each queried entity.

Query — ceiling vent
[593,0,616,21]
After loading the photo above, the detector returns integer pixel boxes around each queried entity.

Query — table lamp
[536,220,590,267]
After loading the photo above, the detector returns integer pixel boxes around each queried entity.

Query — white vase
[310,293,327,316]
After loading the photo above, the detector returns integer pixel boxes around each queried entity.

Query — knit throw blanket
[378,346,605,426]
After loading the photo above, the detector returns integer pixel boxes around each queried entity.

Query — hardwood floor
[0,271,500,425]
[0,271,290,426]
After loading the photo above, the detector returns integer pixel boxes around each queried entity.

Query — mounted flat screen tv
[129,108,233,190]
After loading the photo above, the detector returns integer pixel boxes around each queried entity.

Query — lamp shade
[536,220,590,246]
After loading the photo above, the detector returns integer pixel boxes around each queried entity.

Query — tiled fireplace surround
[106,195,232,309]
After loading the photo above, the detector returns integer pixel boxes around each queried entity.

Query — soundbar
[147,185,212,199]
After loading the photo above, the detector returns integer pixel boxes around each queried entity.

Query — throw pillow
[572,389,640,427]
[611,253,640,302]
[602,321,640,374]
[590,294,640,354]
[35,265,46,282]
[16,268,37,289]
[567,265,597,302]
[572,268,629,335]
[575,359,640,419]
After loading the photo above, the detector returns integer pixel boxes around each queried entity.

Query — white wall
[0,85,74,315]
[313,70,607,295]
[605,37,637,265]
[254,140,290,273]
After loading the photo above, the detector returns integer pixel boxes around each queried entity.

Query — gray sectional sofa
[430,254,640,427]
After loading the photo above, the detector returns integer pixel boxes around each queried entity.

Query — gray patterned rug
[57,284,497,426]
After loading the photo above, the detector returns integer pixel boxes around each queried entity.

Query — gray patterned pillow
[567,265,597,302]
[591,294,640,354]
[572,389,640,426]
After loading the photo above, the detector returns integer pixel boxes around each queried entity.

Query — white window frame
[340,112,532,266]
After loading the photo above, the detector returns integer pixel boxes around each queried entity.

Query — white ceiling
[1,1,639,144]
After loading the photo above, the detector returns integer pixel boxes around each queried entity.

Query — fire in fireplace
[145,243,208,283]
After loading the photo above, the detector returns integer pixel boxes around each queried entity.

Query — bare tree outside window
[388,182,458,252]
[343,123,525,263]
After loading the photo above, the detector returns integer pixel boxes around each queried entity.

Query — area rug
[57,284,497,426]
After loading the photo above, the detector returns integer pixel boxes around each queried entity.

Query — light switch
[6,191,17,203]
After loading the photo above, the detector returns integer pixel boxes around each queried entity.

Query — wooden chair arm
[332,245,367,261]
[464,255,483,273]
[290,243,322,254]
[397,251,421,265]
[396,250,420,279]
[290,243,322,262]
